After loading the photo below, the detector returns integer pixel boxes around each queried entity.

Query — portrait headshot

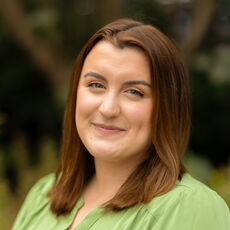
[11,18,230,230]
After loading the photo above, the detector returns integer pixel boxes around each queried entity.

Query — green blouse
[12,173,230,230]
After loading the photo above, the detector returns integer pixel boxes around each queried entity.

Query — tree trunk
[0,0,70,90]
[182,0,215,62]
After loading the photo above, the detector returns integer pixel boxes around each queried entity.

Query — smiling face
[75,41,153,165]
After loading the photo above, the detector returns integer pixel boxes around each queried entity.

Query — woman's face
[76,41,153,164]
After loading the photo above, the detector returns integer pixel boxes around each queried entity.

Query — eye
[88,82,105,89]
[126,89,144,98]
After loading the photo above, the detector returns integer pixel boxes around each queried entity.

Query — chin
[87,145,122,160]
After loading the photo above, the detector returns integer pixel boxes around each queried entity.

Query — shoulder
[29,173,55,196]
[144,174,230,229]
[146,173,228,210]
[174,173,225,203]
[12,173,56,230]
[18,173,55,214]
[175,173,228,207]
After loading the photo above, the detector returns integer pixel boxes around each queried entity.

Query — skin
[76,41,153,164]
[70,41,153,229]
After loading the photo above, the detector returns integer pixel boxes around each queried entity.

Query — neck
[91,157,140,197]
[83,156,146,207]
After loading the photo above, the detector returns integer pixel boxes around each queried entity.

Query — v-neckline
[64,194,104,230]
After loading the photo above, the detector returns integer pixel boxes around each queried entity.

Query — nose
[99,93,121,118]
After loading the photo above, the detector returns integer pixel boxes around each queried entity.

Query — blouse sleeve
[154,187,230,230]
[12,174,54,230]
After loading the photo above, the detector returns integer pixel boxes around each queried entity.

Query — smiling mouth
[92,122,126,134]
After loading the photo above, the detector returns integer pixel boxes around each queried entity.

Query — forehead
[86,40,148,62]
[81,41,151,82]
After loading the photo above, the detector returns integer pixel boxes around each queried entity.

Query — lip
[92,122,126,134]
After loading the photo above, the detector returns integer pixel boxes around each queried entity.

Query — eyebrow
[84,72,106,81]
[83,71,152,88]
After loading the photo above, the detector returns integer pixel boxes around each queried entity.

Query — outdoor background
[0,0,229,229]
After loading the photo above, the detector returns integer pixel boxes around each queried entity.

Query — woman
[12,18,230,230]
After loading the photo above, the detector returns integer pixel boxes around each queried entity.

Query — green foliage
[190,50,230,167]
[210,167,230,205]
[0,138,57,230]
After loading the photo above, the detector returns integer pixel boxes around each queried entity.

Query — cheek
[124,101,153,126]
[76,88,99,118]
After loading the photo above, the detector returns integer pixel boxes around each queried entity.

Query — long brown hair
[49,18,191,216]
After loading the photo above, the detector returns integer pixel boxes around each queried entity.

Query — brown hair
[49,18,191,216]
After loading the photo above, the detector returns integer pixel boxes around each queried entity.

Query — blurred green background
[0,0,229,229]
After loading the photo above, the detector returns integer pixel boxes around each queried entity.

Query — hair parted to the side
[48,18,191,216]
